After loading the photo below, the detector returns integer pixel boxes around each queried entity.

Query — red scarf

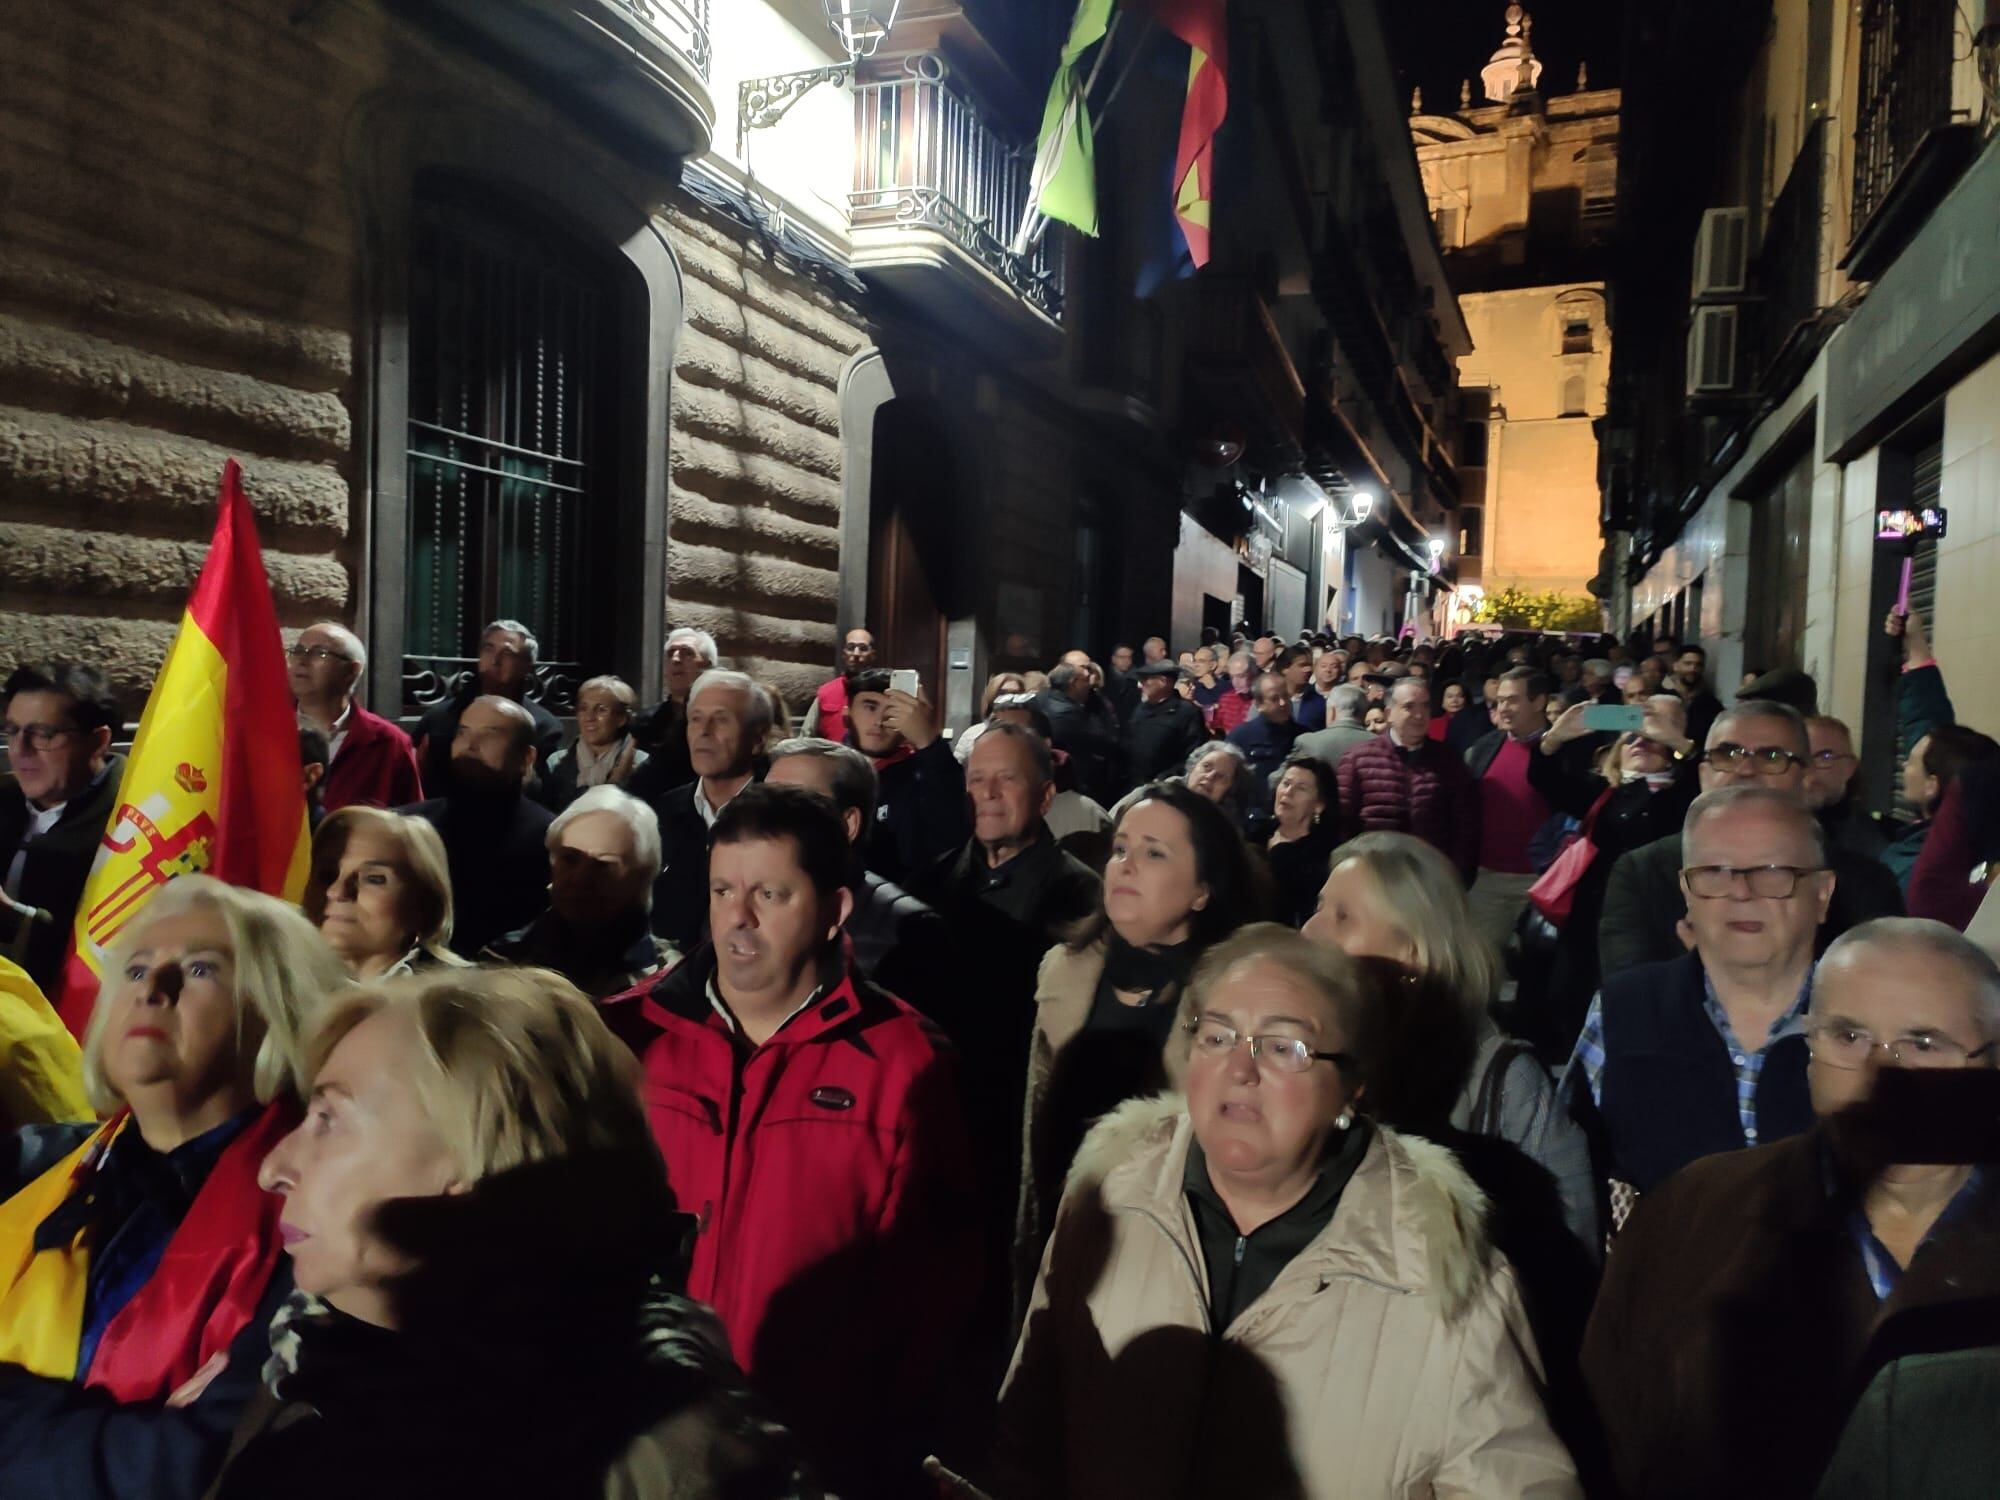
[84,1098,297,1401]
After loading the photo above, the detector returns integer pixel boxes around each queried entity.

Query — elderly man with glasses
[1565,786,1835,1199]
[1597,700,1904,981]
[1581,917,2000,1498]
[286,621,422,813]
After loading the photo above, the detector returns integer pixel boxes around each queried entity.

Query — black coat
[0,756,123,995]
[413,688,563,798]
[208,1153,818,1500]
[629,698,695,794]
[397,790,554,958]
[845,871,953,1020]
[862,740,968,888]
[1038,691,1119,805]
[638,782,715,951]
[1119,696,1208,791]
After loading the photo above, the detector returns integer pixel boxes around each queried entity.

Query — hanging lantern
[824,0,903,59]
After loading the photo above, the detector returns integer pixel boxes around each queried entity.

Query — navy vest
[1598,951,1813,1192]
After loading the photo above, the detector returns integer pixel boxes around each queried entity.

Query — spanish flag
[1137,0,1228,267]
[54,460,311,1037]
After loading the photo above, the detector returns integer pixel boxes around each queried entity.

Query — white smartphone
[890,669,920,699]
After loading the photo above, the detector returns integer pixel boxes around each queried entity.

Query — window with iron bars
[401,188,617,718]
[1850,0,1962,231]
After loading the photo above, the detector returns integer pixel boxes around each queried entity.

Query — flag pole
[1016,14,1160,253]
[1013,14,1155,256]
[1012,13,1124,255]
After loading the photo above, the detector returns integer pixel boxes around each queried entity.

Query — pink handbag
[1527,787,1614,927]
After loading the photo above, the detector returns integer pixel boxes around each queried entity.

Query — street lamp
[1427,537,1447,572]
[1350,490,1376,525]
[825,0,903,58]
[738,0,903,155]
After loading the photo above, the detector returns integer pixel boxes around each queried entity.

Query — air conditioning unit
[1686,305,1740,395]
[1691,207,1750,297]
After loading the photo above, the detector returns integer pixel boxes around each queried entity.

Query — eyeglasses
[842,642,874,656]
[284,645,349,664]
[1681,864,1828,899]
[0,722,83,751]
[1704,743,1807,775]
[1802,1022,1998,1071]
[1184,1017,1352,1075]
[1808,749,1857,768]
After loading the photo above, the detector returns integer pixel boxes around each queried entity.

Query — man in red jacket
[610,782,982,1498]
[1336,676,1481,883]
[287,621,422,813]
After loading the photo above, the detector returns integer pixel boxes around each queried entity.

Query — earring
[1335,1108,1354,1131]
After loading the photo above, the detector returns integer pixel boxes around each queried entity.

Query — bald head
[1683,785,1826,867]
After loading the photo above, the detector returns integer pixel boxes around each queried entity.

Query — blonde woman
[1305,832,1598,1252]
[214,966,818,1500]
[304,808,465,979]
[537,674,647,810]
[0,877,346,1500]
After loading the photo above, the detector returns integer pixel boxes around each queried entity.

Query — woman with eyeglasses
[1582,918,2000,1499]
[992,925,1582,1499]
[1521,694,1699,1059]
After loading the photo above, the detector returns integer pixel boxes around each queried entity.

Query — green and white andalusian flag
[1014,0,1115,249]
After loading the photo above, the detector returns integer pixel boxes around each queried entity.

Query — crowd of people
[1,603,1998,1499]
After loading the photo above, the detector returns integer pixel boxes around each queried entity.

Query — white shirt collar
[705,972,822,1041]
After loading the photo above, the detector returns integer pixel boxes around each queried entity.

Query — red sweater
[318,704,423,813]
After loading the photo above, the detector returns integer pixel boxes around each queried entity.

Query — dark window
[1852,0,1959,230]
[1460,419,1488,465]
[403,192,616,716]
[1562,319,1592,355]
[1458,506,1484,558]
[1743,445,1813,676]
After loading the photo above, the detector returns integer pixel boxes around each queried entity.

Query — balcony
[1842,0,1977,280]
[849,54,1063,354]
[1750,118,1830,392]
[400,0,714,159]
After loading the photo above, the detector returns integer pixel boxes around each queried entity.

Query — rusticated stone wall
[0,0,866,717]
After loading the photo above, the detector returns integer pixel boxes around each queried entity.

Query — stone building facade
[1411,6,1619,608]
[0,0,870,717]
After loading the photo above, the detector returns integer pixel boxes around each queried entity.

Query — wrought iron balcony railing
[1752,117,1830,388]
[1851,0,1963,231]
[850,55,1063,321]
[617,0,710,80]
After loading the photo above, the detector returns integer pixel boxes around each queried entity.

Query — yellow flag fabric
[0,1118,121,1379]
[0,958,90,1129]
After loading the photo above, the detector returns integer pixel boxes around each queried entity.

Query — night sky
[1385,0,1626,115]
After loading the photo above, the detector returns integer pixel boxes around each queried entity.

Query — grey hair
[1683,785,1829,866]
[304,621,366,673]
[547,786,663,899]
[1389,676,1431,706]
[767,736,879,824]
[1814,917,2000,1039]
[1048,662,1085,693]
[1225,651,1253,675]
[1582,658,1613,683]
[1710,699,1809,756]
[688,669,774,742]
[666,626,719,665]
[1329,683,1368,722]
[482,619,539,664]
[969,719,1054,788]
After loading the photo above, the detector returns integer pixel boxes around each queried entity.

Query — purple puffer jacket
[1335,734,1482,883]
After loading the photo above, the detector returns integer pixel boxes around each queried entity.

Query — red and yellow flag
[54,460,311,1036]
[1133,0,1228,266]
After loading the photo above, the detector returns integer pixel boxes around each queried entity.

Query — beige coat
[995,1093,1582,1500]
[1015,940,1191,1314]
